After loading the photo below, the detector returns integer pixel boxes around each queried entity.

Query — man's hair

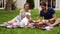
[40,1,47,7]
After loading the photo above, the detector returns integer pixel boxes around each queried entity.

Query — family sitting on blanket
[0,2,60,31]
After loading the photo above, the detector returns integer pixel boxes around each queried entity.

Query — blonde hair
[25,12,31,16]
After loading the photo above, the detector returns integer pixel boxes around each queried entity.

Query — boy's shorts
[27,23,34,28]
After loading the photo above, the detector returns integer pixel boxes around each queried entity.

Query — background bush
[5,1,16,10]
[26,0,34,9]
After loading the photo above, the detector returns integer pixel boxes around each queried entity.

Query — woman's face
[24,4,30,10]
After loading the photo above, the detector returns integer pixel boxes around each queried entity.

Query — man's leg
[50,18,60,27]
[43,20,52,26]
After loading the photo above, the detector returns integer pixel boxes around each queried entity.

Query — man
[39,1,56,26]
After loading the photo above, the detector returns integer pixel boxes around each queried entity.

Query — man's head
[40,1,47,10]
[25,12,31,19]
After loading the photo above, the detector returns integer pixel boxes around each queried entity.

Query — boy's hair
[40,1,47,7]
[25,12,31,16]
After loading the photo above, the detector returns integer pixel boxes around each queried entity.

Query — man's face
[40,5,46,10]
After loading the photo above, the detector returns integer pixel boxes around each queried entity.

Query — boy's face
[26,15,30,19]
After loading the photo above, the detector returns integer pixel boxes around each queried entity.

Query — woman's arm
[19,9,23,21]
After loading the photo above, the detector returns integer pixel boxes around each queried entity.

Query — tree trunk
[6,0,13,13]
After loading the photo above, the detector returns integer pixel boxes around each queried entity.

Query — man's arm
[49,8,56,22]
[48,11,56,24]
[50,14,56,20]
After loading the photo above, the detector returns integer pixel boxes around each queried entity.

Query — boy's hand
[39,22,43,24]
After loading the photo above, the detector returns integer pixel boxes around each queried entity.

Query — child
[19,12,31,28]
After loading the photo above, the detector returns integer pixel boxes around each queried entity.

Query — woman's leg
[0,16,18,26]
[8,18,16,23]
[7,16,19,23]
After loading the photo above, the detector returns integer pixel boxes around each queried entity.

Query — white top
[19,9,30,20]
[19,17,29,27]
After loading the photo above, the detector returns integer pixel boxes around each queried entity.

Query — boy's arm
[40,16,43,22]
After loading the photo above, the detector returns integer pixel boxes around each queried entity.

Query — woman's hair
[24,3,30,8]
[40,1,47,7]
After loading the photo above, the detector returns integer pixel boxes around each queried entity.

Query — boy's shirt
[19,17,29,27]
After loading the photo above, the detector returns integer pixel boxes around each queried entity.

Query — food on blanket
[39,22,43,24]
[34,21,44,28]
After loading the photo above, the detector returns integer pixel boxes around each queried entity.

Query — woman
[14,3,30,23]
[0,3,31,28]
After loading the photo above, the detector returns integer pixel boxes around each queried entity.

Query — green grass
[0,9,60,34]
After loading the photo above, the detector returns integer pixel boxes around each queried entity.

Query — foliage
[26,0,34,9]
[12,1,16,10]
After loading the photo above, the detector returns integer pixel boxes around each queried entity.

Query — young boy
[19,12,32,28]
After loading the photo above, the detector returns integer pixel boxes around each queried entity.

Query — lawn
[0,9,60,34]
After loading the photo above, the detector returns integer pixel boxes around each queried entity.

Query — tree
[6,0,13,13]
[26,0,34,9]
